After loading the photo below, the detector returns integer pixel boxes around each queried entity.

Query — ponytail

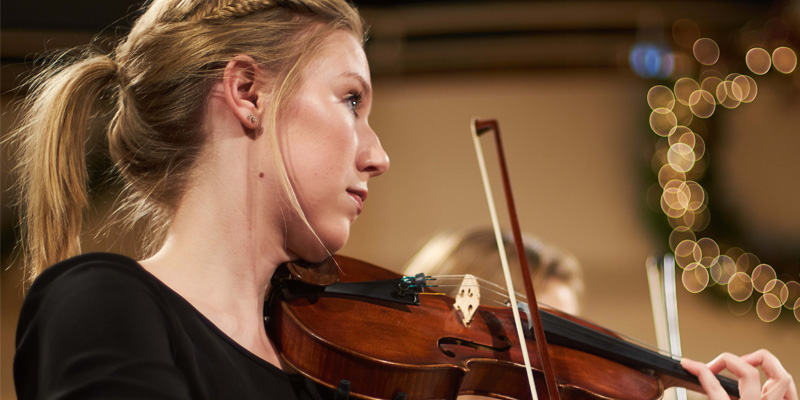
[11,50,118,287]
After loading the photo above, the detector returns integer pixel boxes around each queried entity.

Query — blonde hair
[10,0,364,287]
[404,228,584,303]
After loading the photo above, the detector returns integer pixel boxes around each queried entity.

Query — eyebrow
[341,72,372,98]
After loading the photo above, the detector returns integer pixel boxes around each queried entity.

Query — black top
[14,253,330,400]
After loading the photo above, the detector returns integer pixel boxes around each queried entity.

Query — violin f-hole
[437,336,512,358]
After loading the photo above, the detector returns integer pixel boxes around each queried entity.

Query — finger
[704,353,762,400]
[740,350,795,400]
[740,349,791,382]
[682,357,730,400]
[741,349,786,376]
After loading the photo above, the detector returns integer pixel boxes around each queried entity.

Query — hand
[681,349,797,400]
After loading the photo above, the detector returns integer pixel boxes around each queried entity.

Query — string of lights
[637,17,799,323]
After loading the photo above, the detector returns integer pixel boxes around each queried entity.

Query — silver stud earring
[248,114,257,124]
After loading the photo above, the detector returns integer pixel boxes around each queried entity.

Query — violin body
[268,256,665,400]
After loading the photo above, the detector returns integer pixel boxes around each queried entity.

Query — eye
[345,91,363,118]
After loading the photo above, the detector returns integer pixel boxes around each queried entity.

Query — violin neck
[539,310,740,398]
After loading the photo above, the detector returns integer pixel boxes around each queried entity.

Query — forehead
[303,30,370,83]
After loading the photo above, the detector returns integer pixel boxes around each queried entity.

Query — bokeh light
[674,78,699,105]
[691,134,706,160]
[726,247,746,263]
[669,227,696,251]
[756,295,781,322]
[668,130,705,161]
[650,109,678,136]
[710,255,736,285]
[731,74,753,102]
[688,90,715,118]
[667,143,696,172]
[684,181,705,212]
[736,252,760,273]
[671,102,694,125]
[662,181,689,218]
[630,43,675,78]
[700,76,723,101]
[668,125,694,147]
[716,80,742,109]
[728,272,754,301]
[669,215,690,230]
[785,281,800,310]
[772,46,797,73]
[658,164,686,188]
[689,208,710,231]
[675,239,701,265]
[693,38,720,65]
[683,265,710,293]
[745,47,771,74]
[751,264,777,293]
[696,237,719,267]
[795,302,800,322]
[740,75,758,102]
[764,279,787,307]
[648,85,676,110]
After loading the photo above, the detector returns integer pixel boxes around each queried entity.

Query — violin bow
[471,118,561,400]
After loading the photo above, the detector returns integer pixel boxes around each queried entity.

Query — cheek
[282,102,355,164]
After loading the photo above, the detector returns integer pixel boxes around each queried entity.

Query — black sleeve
[14,259,193,400]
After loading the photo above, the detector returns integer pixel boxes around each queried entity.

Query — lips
[346,188,367,214]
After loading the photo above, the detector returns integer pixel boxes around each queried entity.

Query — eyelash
[345,91,363,118]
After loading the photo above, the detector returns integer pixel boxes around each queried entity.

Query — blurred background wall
[2,1,799,398]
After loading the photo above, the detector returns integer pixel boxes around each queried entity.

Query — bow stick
[471,118,561,400]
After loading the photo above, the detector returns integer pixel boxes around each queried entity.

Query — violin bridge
[454,274,480,326]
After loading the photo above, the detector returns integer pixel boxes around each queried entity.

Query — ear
[222,55,266,132]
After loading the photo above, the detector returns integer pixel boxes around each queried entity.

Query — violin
[266,118,739,400]
[266,254,740,400]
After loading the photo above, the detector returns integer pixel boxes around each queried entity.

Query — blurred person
[403,227,583,314]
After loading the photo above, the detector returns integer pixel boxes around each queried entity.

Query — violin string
[429,284,520,304]
[429,275,528,299]
[428,275,679,359]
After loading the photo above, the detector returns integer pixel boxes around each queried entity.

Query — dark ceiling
[1,0,780,31]
[1,0,795,85]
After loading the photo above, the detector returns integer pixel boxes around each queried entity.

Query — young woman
[13,1,386,398]
[10,0,796,399]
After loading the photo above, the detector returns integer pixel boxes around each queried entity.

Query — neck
[139,131,291,367]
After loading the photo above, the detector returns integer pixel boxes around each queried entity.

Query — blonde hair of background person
[403,228,584,315]
[8,0,796,397]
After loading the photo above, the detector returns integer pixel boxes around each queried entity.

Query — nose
[356,124,390,178]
